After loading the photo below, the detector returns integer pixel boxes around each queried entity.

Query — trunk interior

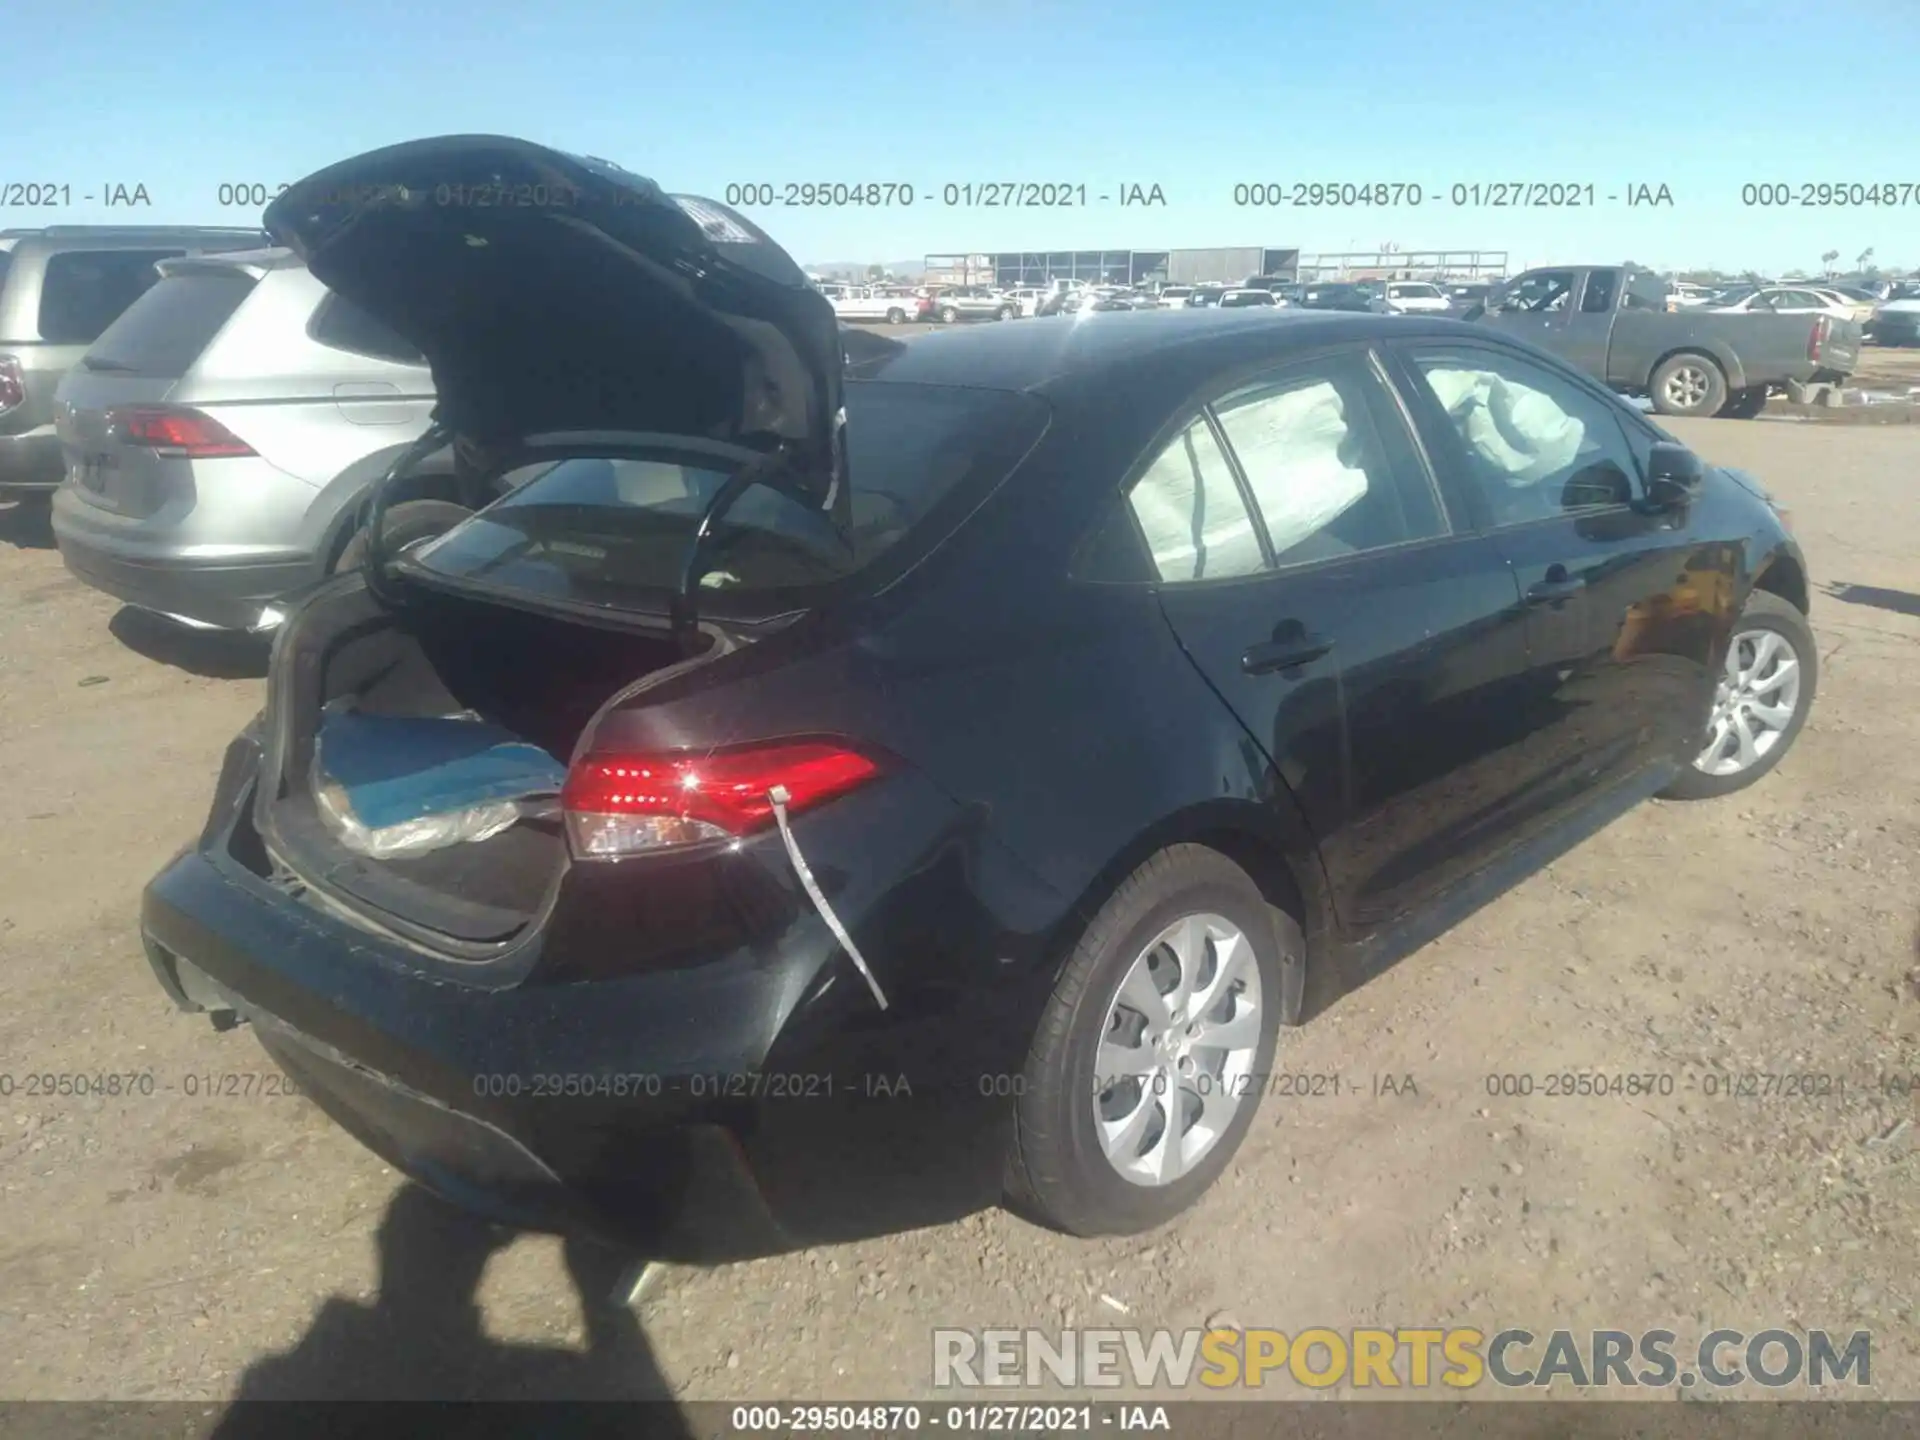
[261,585,704,948]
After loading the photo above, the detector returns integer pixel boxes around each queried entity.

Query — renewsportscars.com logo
[932,1327,1872,1391]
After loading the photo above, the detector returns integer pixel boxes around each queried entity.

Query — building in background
[1297,249,1509,282]
[922,247,1303,288]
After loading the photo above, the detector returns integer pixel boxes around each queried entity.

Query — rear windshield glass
[36,249,183,344]
[81,271,258,377]
[407,381,1050,614]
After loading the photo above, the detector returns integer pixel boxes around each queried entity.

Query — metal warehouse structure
[1297,249,1510,281]
[923,247,1302,288]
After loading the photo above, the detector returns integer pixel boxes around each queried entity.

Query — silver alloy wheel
[1092,913,1262,1187]
[1694,626,1803,776]
[1662,363,1712,411]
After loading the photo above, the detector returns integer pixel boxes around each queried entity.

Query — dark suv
[0,226,267,500]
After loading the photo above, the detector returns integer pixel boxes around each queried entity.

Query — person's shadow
[208,1184,693,1438]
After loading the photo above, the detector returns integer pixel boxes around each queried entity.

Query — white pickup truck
[816,284,925,324]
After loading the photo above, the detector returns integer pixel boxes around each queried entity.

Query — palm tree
[1820,249,1841,276]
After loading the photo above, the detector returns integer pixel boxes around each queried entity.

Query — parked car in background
[824,285,926,324]
[1004,286,1046,317]
[1665,282,1719,308]
[1799,286,1879,324]
[1470,264,1860,418]
[51,248,458,633]
[1441,282,1493,312]
[143,135,1815,1257]
[1706,285,1856,321]
[1372,281,1451,315]
[1156,286,1195,309]
[930,286,1019,323]
[1869,296,1920,346]
[1034,278,1089,317]
[1216,288,1280,308]
[1293,282,1379,313]
[0,226,269,503]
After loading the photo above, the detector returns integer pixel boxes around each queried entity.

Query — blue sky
[10,0,1917,274]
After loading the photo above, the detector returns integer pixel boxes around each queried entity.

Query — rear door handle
[1242,633,1333,675]
[1526,575,1586,605]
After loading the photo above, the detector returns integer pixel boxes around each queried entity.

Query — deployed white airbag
[1218,381,1370,556]
[1425,366,1585,485]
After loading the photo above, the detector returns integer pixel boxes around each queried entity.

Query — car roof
[0,225,268,252]
[849,308,1461,393]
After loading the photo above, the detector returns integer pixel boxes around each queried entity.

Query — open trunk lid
[261,135,849,529]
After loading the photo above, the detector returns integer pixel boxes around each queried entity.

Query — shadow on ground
[109,607,271,680]
[0,497,55,549]
[1825,582,1920,620]
[207,1185,692,1434]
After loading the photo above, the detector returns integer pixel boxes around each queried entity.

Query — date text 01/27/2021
[720,182,1167,209]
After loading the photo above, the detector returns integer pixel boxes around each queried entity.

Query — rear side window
[1213,355,1447,567]
[1119,419,1264,582]
[36,249,183,343]
[310,293,424,364]
[81,271,258,377]
[407,381,1049,611]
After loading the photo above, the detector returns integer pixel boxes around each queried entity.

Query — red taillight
[1809,316,1830,363]
[562,741,880,859]
[0,356,23,412]
[113,406,255,458]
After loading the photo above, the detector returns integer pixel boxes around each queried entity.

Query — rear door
[1384,337,1720,830]
[1558,267,1622,380]
[1139,347,1536,931]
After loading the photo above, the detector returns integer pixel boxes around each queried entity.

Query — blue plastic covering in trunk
[316,709,569,830]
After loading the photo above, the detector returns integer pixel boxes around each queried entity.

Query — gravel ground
[0,415,1914,1407]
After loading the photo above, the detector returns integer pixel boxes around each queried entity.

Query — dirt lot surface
[0,415,1915,1407]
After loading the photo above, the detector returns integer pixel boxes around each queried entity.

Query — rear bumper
[140,735,1033,1254]
[0,428,63,493]
[52,500,319,629]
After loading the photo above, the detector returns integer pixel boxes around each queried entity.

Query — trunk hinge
[359,421,453,606]
[767,784,887,1011]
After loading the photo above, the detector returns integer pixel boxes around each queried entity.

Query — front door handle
[1242,632,1333,675]
[1526,570,1586,605]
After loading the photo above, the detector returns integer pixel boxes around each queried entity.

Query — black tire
[1719,385,1769,419]
[332,498,474,573]
[1649,352,1729,417]
[939,305,959,324]
[1659,590,1817,801]
[1006,845,1293,1237]
[885,307,906,324]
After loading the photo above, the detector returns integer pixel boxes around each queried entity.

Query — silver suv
[51,248,465,632]
[0,226,269,501]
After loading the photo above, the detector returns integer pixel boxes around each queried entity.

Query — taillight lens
[1808,316,1830,363]
[0,356,23,412]
[562,741,880,859]
[112,407,255,458]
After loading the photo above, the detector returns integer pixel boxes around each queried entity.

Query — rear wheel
[332,498,474,573]
[1660,591,1816,800]
[1649,353,1728,417]
[997,305,1017,320]
[1007,845,1290,1236]
[1719,385,1769,419]
[885,307,906,324]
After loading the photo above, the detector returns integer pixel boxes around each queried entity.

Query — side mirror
[1645,442,1705,508]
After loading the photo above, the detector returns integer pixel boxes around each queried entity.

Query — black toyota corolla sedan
[141,136,1815,1256]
